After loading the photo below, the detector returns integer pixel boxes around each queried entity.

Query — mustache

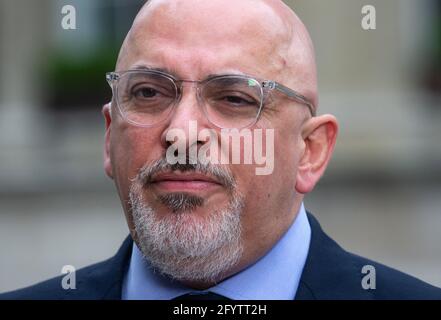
[136,157,236,190]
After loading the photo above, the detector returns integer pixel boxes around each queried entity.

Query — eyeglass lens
[114,71,263,128]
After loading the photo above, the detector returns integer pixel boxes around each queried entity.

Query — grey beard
[129,182,244,283]
[157,192,204,213]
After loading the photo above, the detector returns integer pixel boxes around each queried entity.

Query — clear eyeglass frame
[106,69,315,129]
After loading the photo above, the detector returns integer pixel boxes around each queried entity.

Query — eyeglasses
[106,69,315,129]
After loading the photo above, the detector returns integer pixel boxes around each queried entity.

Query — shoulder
[297,213,441,300]
[347,250,441,299]
[0,260,110,300]
[0,236,133,300]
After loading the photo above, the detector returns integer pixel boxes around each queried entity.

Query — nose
[160,83,213,158]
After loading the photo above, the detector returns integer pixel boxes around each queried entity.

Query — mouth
[149,172,223,192]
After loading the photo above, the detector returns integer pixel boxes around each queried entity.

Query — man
[2,0,440,300]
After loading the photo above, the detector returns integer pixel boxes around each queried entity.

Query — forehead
[118,0,291,80]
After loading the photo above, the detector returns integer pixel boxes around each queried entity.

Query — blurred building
[0,0,440,293]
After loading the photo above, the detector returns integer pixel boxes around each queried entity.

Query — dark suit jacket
[1,213,440,300]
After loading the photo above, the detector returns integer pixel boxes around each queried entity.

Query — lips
[150,172,222,192]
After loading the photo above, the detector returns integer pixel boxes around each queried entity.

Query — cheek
[234,121,301,205]
[271,128,302,192]
[233,129,300,211]
[110,124,165,199]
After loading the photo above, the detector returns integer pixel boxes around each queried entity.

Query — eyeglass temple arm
[106,72,119,116]
[106,72,119,83]
[262,81,315,116]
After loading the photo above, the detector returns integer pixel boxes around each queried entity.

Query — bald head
[116,0,318,108]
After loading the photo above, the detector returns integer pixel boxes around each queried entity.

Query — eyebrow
[131,64,177,76]
[129,64,248,81]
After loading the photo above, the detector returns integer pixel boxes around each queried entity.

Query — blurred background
[0,0,440,293]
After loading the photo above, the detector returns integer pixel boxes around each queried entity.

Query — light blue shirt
[122,203,311,300]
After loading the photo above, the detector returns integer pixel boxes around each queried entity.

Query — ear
[295,114,338,194]
[102,103,113,179]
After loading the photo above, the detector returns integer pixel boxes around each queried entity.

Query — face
[103,0,338,287]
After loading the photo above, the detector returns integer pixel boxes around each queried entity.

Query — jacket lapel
[295,213,373,300]
[64,235,133,299]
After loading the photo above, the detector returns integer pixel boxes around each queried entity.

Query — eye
[133,86,159,99]
[225,96,252,105]
[219,93,259,107]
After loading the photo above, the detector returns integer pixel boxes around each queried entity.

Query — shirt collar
[122,203,311,300]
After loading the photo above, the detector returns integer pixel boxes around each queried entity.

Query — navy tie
[172,292,231,300]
